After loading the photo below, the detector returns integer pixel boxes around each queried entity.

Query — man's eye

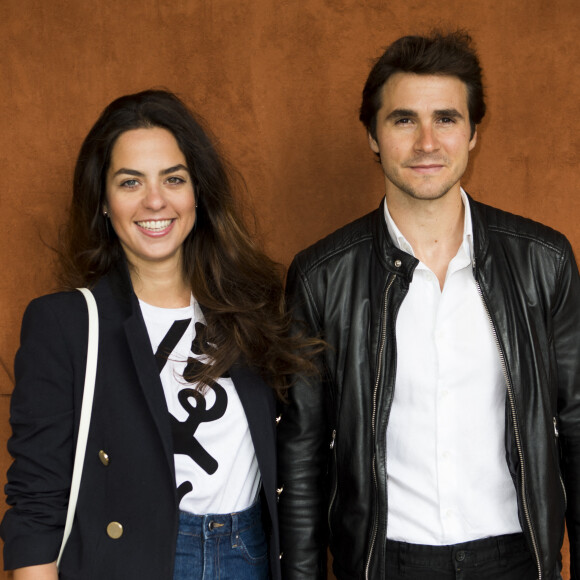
[439,117,455,124]
[395,118,412,125]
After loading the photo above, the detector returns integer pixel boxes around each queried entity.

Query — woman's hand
[12,562,58,579]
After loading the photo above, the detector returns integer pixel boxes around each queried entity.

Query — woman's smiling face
[104,126,196,273]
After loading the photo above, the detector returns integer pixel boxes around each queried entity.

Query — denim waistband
[386,533,528,567]
[178,501,262,539]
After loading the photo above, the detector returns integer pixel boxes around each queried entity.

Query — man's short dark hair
[360,31,485,140]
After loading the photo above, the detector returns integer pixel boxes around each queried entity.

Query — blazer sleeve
[0,293,86,570]
[277,257,330,580]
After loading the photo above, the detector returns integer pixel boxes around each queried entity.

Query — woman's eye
[120,179,139,188]
[166,176,186,185]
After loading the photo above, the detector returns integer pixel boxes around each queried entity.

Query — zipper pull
[330,429,336,449]
[553,417,559,437]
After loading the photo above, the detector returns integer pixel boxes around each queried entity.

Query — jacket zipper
[365,273,396,580]
[553,417,568,508]
[327,429,337,533]
[475,280,542,580]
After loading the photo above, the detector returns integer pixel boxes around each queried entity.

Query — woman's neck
[129,261,191,308]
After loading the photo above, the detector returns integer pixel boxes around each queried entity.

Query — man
[277,31,580,580]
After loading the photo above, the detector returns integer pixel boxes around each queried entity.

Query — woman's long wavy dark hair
[60,89,319,397]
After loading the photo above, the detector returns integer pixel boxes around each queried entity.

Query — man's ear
[368,131,380,154]
[468,128,478,151]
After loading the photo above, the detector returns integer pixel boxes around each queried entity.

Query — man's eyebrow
[434,108,464,119]
[385,108,465,121]
[385,109,418,121]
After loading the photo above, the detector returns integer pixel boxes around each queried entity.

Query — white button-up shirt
[384,190,521,545]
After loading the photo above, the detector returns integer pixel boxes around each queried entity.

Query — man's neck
[386,186,465,289]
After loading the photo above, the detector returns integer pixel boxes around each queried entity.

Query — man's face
[368,73,477,203]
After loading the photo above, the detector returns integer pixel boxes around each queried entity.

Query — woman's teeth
[137,219,173,231]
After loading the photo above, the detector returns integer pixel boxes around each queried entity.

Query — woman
[1,90,315,579]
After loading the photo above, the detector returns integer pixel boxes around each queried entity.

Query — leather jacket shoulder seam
[486,225,565,256]
[298,233,374,277]
[291,260,324,332]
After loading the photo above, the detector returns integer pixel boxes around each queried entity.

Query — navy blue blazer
[1,263,281,579]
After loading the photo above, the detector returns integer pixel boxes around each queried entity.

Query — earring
[103,210,109,218]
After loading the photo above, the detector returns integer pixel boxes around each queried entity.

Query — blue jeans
[173,501,269,580]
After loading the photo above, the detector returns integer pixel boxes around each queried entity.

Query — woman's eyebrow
[111,164,189,178]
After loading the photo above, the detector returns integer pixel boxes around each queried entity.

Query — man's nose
[415,124,439,153]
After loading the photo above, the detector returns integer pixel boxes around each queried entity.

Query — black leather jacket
[278,197,580,580]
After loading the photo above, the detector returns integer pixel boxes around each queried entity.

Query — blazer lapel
[107,263,176,479]
[123,312,176,474]
[229,365,277,523]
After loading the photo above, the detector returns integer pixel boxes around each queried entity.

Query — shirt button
[456,550,466,562]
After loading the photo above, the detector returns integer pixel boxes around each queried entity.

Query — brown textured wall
[1,0,578,577]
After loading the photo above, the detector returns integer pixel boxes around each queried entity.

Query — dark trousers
[385,533,539,580]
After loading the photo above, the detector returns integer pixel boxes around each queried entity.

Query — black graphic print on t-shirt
[154,320,228,504]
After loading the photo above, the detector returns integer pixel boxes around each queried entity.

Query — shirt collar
[382,188,475,266]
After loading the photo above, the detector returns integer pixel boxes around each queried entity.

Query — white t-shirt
[139,297,260,515]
